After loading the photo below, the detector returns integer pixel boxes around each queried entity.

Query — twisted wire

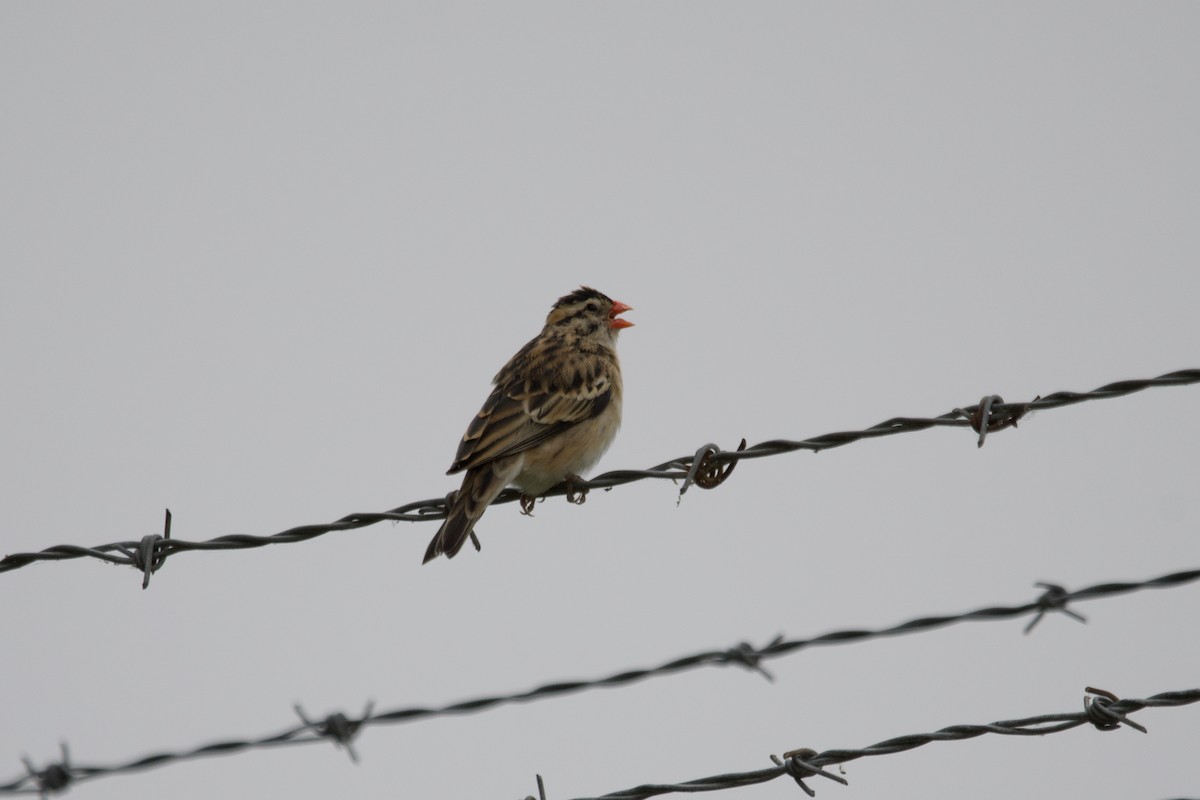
[10,688,1195,797]
[2,368,1196,584]
[4,567,1196,794]
[564,688,1200,799]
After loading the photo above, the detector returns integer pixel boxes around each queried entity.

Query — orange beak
[609,300,634,330]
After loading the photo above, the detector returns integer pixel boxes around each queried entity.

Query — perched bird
[423,287,634,563]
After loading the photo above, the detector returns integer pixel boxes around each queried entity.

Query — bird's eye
[585,302,599,313]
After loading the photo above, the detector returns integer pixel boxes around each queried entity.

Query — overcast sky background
[2,3,1198,799]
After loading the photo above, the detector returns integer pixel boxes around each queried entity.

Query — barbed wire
[553,686,1200,800]
[2,367,1196,586]
[10,687,1197,798]
[4,566,1196,795]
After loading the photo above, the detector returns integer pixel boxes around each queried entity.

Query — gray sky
[2,3,1198,799]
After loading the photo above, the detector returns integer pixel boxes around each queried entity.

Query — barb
[2,567,1196,794]
[1083,686,1148,734]
[1024,582,1088,634]
[108,509,171,590]
[2,368,1196,581]
[522,774,547,800]
[18,743,71,799]
[294,701,374,763]
[679,439,747,497]
[957,394,1033,448]
[564,687,1199,799]
[770,749,848,797]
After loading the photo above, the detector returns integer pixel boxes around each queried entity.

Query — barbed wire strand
[4,567,1196,795]
[10,688,1197,798]
[557,687,1200,800]
[2,367,1196,585]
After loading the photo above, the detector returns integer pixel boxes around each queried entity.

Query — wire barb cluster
[1024,582,1088,633]
[957,393,1032,448]
[293,701,374,763]
[1083,687,1148,734]
[2,368,1196,585]
[771,749,848,798]
[3,567,1196,795]
[19,744,71,799]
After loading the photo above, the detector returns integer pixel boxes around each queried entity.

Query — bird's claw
[565,474,589,505]
[519,494,537,516]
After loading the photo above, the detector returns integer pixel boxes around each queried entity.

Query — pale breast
[513,377,622,496]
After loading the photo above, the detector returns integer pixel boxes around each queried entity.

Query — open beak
[609,300,634,330]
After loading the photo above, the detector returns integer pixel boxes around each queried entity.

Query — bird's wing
[448,369,612,474]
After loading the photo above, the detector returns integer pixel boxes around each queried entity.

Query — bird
[422,287,634,563]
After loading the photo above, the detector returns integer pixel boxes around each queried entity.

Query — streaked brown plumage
[423,287,634,563]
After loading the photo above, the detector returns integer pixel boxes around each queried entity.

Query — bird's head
[545,286,634,343]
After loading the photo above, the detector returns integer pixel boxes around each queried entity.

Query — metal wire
[10,687,1196,797]
[562,687,1200,800]
[3,567,1196,795]
[2,367,1196,585]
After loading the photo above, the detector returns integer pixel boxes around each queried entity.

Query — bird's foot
[469,531,482,552]
[565,473,589,505]
[519,494,537,516]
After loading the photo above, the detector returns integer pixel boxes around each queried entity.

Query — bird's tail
[422,465,507,564]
